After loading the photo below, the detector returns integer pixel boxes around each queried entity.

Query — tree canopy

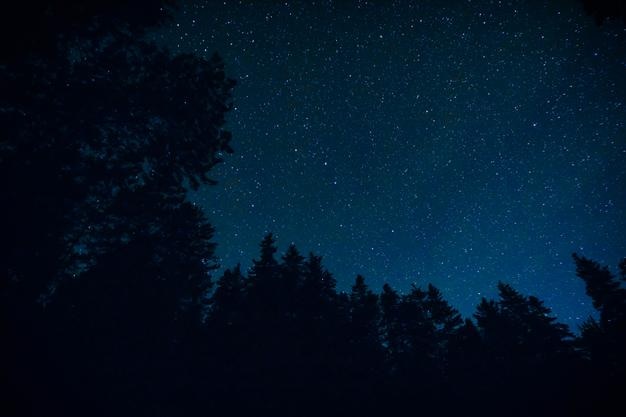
[1,2,625,416]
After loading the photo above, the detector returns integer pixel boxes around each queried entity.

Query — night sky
[160,0,626,328]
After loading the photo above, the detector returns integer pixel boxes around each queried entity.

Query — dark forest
[2,1,625,416]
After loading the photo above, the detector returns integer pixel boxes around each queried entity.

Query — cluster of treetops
[4,231,626,416]
[1,1,625,416]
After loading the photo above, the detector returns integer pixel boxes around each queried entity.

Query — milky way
[160,0,626,328]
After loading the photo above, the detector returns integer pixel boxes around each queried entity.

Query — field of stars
[160,0,626,328]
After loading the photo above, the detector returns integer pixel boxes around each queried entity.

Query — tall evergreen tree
[476,282,572,359]
[1,35,234,303]
[349,275,381,348]
[211,264,246,323]
[247,233,281,311]
[301,253,337,304]
[249,233,279,281]
[279,243,304,313]
[473,282,575,417]
[380,283,401,361]
[573,254,626,416]
[573,253,626,325]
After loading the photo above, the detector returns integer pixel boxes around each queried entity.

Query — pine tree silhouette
[573,254,626,417]
[2,3,625,410]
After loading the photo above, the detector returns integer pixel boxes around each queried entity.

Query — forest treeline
[3,231,626,416]
[1,1,625,416]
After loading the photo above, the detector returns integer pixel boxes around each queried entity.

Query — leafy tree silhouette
[1,40,234,301]
[2,5,625,414]
[1,1,235,415]
[4,2,626,417]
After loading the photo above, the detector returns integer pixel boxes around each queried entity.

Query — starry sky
[160,0,626,328]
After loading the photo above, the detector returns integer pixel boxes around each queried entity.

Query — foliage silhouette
[573,253,626,417]
[1,1,234,415]
[2,2,626,416]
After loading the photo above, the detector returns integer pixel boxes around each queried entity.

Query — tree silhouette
[573,254,626,417]
[473,282,575,417]
[1,40,234,301]
[301,252,337,303]
[4,2,626,417]
[380,283,402,365]
[573,253,626,324]
[476,282,572,358]
[211,264,246,321]
[1,2,235,415]
[248,233,279,286]
[343,275,383,413]
[349,275,381,351]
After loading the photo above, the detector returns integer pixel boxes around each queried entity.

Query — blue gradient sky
[161,0,626,329]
